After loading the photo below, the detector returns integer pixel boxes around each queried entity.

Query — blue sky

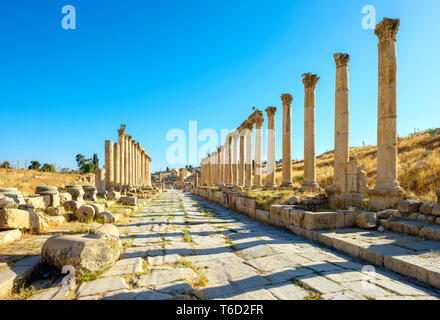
[0,0,439,173]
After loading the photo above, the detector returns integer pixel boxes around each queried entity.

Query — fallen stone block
[63,200,82,214]
[35,186,60,207]
[42,234,122,273]
[59,192,72,204]
[46,216,65,228]
[25,196,50,210]
[76,205,96,222]
[120,196,137,206]
[420,202,435,215]
[46,207,63,217]
[0,208,36,230]
[0,256,42,298]
[107,191,121,201]
[0,229,22,245]
[90,203,105,214]
[398,200,423,214]
[355,212,377,229]
[92,224,119,237]
[95,211,114,223]
[66,185,85,202]
[419,225,440,241]
[0,196,18,210]
[302,212,336,230]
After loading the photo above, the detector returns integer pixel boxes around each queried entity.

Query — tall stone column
[113,143,120,187]
[265,106,277,188]
[118,125,126,187]
[254,116,264,188]
[193,169,198,187]
[238,132,245,186]
[135,142,140,187]
[124,135,130,187]
[212,151,217,186]
[301,73,320,192]
[245,122,253,189]
[105,140,114,188]
[226,136,232,185]
[333,54,350,188]
[217,147,222,186]
[232,132,239,186]
[281,94,293,187]
[127,136,133,187]
[206,155,212,186]
[368,18,403,209]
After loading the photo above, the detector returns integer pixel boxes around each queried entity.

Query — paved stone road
[40,190,440,300]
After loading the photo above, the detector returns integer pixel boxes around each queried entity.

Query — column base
[281,181,293,188]
[300,181,321,193]
[367,185,403,211]
[263,184,277,190]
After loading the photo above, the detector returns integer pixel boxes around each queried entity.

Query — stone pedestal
[368,18,403,210]
[265,107,277,189]
[35,186,60,207]
[281,94,293,187]
[301,74,320,192]
[66,185,85,202]
[83,186,97,201]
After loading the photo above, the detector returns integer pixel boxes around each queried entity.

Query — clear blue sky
[0,0,439,173]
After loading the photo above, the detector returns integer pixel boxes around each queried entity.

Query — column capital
[281,94,293,105]
[127,135,133,141]
[334,53,350,67]
[302,73,320,88]
[265,106,277,117]
[375,18,400,42]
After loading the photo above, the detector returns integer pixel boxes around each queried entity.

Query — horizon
[1,0,439,173]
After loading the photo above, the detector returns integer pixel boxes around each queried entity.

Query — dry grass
[261,129,440,203]
[0,169,94,197]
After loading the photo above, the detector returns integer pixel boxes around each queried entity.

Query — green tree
[82,163,96,174]
[28,160,41,170]
[92,153,99,168]
[40,163,56,173]
[76,154,86,169]
[0,161,11,169]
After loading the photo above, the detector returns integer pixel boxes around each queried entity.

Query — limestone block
[398,200,423,214]
[355,212,377,229]
[66,185,85,202]
[63,200,82,214]
[289,209,306,227]
[418,214,436,224]
[92,224,119,237]
[256,209,269,223]
[0,196,18,210]
[35,186,60,207]
[59,192,72,204]
[0,229,22,245]
[431,204,440,216]
[344,212,357,227]
[377,209,396,219]
[46,207,63,217]
[302,212,336,230]
[25,196,50,210]
[419,225,440,241]
[0,208,34,230]
[76,205,96,222]
[120,196,137,206]
[46,216,65,228]
[90,203,106,214]
[420,202,435,215]
[41,234,121,273]
[95,212,114,223]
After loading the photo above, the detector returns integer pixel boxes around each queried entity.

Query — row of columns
[199,17,402,203]
[104,124,152,190]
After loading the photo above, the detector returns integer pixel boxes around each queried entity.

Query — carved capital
[334,53,350,67]
[281,94,293,105]
[127,135,133,141]
[265,106,277,117]
[375,18,400,41]
[302,73,320,89]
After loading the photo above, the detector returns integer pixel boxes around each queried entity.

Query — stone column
[281,94,293,187]
[217,147,222,186]
[124,135,129,187]
[265,106,277,188]
[301,73,320,191]
[245,122,253,189]
[127,136,133,187]
[232,132,239,186]
[118,125,126,187]
[95,168,106,190]
[212,151,217,185]
[333,53,350,188]
[105,140,114,188]
[113,142,120,187]
[254,116,263,188]
[238,132,245,186]
[193,169,198,187]
[226,136,232,185]
[135,142,140,187]
[368,18,403,209]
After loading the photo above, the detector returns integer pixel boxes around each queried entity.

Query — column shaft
[281,94,293,187]
[265,107,277,188]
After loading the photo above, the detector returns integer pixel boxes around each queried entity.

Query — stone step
[379,219,440,242]
[0,255,42,298]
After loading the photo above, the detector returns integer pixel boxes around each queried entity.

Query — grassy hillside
[0,169,94,197]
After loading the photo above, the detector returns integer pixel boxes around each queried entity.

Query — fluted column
[217,147,222,186]
[281,94,293,187]
[232,132,239,186]
[124,135,130,187]
[207,155,212,186]
[239,133,245,186]
[301,73,320,191]
[105,140,114,188]
[254,116,264,187]
[265,107,277,188]
[212,151,218,186]
[368,18,403,209]
[113,143,120,187]
[245,123,253,189]
[127,136,132,187]
[333,53,350,188]
[118,125,125,187]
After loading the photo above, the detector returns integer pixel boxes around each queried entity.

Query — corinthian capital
[265,106,277,117]
[281,94,293,105]
[118,124,126,136]
[302,73,320,89]
[334,53,350,67]
[375,18,400,41]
